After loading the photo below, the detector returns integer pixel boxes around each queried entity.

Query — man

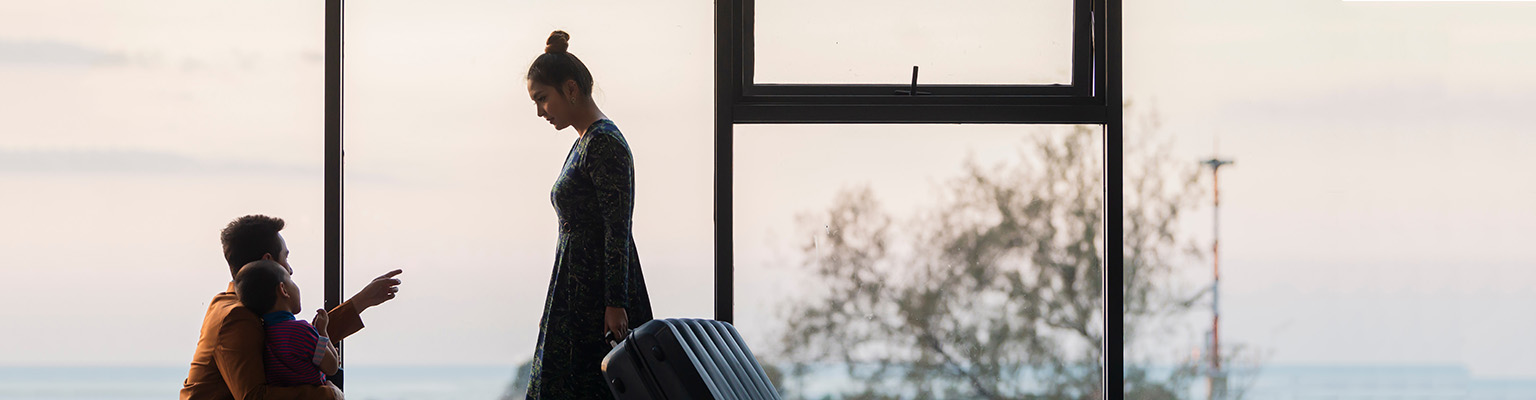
[182,215,403,399]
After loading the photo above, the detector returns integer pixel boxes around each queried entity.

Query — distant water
[7,364,1536,399]
[0,366,516,400]
[1240,365,1536,400]
[781,363,1536,400]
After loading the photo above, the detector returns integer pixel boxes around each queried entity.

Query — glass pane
[734,124,1105,398]
[1126,1,1536,398]
[341,1,715,398]
[754,0,1074,85]
[0,0,323,396]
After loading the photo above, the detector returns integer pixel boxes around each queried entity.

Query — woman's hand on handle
[605,306,629,341]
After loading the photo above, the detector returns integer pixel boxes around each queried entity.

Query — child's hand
[313,308,330,338]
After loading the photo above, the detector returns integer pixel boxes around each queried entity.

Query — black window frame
[731,0,1106,124]
[324,0,345,380]
[323,0,1122,392]
[713,0,1123,394]
[743,0,1098,93]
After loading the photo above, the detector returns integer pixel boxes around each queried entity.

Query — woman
[524,30,654,399]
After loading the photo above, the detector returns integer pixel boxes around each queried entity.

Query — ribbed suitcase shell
[601,318,781,400]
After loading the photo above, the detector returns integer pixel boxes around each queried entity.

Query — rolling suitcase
[601,318,782,400]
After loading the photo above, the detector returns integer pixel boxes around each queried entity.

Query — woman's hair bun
[545,30,570,54]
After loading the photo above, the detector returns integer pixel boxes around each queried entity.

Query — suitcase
[601,318,782,400]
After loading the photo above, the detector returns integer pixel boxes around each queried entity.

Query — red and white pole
[1202,157,1232,400]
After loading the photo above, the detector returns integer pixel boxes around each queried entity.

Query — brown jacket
[181,283,365,400]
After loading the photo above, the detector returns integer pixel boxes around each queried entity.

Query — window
[0,0,1119,397]
[339,1,715,397]
[753,0,1075,85]
[0,0,324,395]
[716,0,1120,397]
[732,124,1105,398]
[1124,1,1536,398]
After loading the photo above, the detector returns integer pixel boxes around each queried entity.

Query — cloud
[0,148,316,176]
[0,39,126,67]
[0,148,406,184]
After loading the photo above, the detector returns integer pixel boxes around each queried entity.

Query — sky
[1125,0,1536,378]
[3,0,1536,388]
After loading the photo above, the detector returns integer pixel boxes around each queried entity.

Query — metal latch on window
[894,66,931,96]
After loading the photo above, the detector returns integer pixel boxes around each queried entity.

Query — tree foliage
[775,112,1209,399]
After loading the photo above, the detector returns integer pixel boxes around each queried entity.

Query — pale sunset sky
[2,0,1536,385]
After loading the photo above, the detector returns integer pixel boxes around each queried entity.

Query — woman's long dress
[527,119,654,399]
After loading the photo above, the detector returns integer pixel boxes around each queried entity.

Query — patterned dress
[527,119,654,400]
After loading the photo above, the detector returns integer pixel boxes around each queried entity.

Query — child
[233,260,340,387]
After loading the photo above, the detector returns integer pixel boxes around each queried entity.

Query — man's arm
[323,301,363,342]
[213,313,342,400]
[326,269,403,341]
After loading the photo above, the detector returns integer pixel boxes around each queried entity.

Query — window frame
[713,0,1123,394]
[322,0,1123,392]
[742,0,1098,97]
[731,0,1106,124]
[325,0,345,377]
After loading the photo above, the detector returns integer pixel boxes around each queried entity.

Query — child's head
[234,259,301,315]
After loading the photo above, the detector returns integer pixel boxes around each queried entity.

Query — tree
[772,109,1216,399]
[500,359,534,400]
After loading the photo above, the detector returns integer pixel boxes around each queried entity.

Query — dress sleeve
[585,132,635,309]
